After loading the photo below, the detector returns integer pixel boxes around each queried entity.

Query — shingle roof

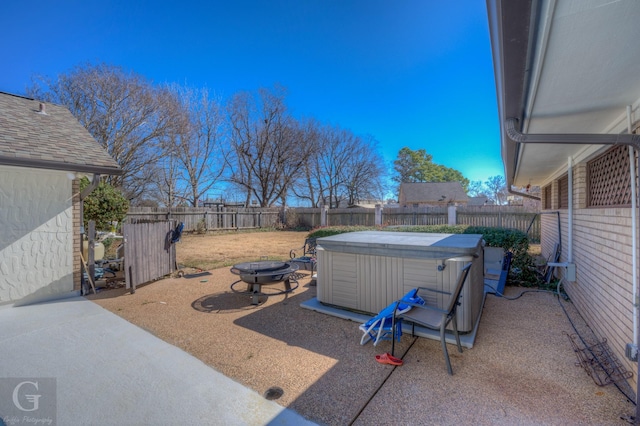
[468,196,490,206]
[399,182,469,203]
[0,92,121,174]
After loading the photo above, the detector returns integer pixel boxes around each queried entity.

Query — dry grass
[176,230,310,270]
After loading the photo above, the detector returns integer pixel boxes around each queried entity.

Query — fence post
[375,204,383,226]
[448,205,457,225]
[321,205,328,227]
[280,206,287,228]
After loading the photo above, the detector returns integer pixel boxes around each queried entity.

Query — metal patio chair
[289,237,317,259]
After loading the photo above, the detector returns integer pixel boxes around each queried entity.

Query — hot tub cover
[317,231,482,260]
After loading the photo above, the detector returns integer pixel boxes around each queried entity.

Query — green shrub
[308,226,375,239]
[463,226,538,285]
[80,177,129,231]
[463,226,528,253]
[387,225,469,234]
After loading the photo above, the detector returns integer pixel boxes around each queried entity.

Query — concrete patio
[1,269,636,425]
[0,296,313,426]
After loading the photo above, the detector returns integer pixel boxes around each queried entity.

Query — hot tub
[316,231,484,333]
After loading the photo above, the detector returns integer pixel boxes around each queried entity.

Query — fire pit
[230,260,299,305]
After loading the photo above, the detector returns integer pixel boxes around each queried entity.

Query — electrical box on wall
[626,343,638,361]
[566,263,576,282]
[547,262,576,282]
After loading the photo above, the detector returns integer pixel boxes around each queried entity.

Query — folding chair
[391,262,473,375]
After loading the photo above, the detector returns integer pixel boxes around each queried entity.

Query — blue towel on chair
[359,289,425,346]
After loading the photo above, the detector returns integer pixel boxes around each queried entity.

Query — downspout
[568,156,573,263]
[628,106,638,347]
[80,173,101,199]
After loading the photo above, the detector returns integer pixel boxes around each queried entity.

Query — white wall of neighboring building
[0,165,74,305]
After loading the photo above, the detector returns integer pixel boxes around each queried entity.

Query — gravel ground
[88,266,636,425]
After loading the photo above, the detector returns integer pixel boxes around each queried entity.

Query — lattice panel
[588,145,637,207]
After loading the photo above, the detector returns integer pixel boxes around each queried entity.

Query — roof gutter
[0,157,123,176]
[503,116,640,201]
[505,117,640,149]
[508,187,540,201]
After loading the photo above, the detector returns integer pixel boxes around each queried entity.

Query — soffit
[501,0,640,186]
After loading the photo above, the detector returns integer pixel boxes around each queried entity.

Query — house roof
[0,92,122,175]
[468,196,490,206]
[487,0,640,187]
[399,182,469,203]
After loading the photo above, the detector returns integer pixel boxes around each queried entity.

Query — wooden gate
[123,220,177,290]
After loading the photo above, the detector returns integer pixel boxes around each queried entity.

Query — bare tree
[147,154,185,207]
[290,119,324,207]
[168,86,226,206]
[467,180,487,197]
[28,63,182,201]
[341,134,385,206]
[226,86,307,207]
[297,125,338,208]
[485,175,508,205]
[293,124,383,208]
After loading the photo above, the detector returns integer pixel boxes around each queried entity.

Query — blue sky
[0,0,503,184]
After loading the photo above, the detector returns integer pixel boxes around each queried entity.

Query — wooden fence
[382,207,448,226]
[123,220,177,289]
[290,206,540,240]
[126,207,281,231]
[126,205,541,241]
[457,206,538,230]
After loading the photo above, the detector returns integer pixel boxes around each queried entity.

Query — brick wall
[540,159,638,389]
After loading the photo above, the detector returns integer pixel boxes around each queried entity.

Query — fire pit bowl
[230,260,300,304]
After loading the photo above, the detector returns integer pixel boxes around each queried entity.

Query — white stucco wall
[0,165,74,305]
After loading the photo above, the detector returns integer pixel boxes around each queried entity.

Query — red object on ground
[375,352,403,366]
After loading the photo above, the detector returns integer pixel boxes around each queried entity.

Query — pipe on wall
[505,114,640,202]
[505,118,640,149]
[567,156,573,263]
[628,106,638,346]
